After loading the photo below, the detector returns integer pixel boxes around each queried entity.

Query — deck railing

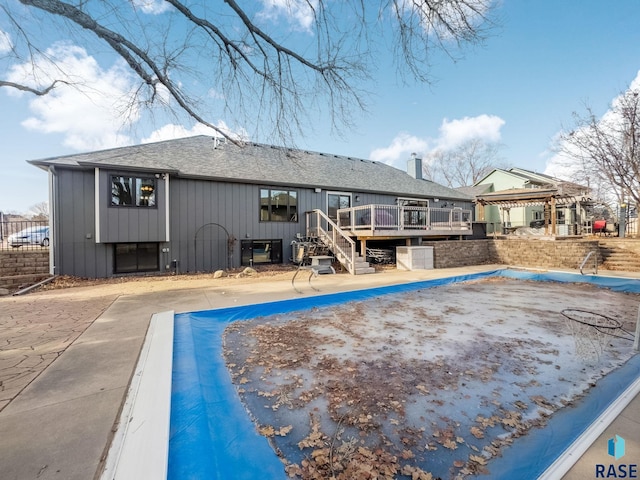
[306,210,356,274]
[336,205,472,232]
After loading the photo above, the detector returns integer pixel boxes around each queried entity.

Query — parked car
[8,226,50,247]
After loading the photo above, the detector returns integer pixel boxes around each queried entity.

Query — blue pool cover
[168,269,640,479]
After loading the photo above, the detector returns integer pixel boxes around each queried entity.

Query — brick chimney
[407,153,423,180]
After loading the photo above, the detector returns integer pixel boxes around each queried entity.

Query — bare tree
[29,201,49,220]
[558,89,640,208]
[1,0,495,143]
[424,138,504,187]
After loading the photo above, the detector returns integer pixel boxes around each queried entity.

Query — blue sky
[2,1,640,214]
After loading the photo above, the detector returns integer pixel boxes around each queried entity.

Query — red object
[593,220,606,233]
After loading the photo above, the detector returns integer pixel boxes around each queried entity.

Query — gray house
[29,135,474,277]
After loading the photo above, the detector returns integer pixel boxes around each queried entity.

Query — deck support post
[360,238,367,256]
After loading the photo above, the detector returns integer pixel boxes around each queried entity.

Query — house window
[241,239,283,266]
[111,175,156,207]
[114,243,159,273]
[260,189,297,222]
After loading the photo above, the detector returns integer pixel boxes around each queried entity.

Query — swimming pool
[102,269,640,479]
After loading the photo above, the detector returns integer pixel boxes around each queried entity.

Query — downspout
[95,168,101,243]
[48,166,56,275]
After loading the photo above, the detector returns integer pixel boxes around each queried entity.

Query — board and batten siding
[97,169,168,244]
[54,168,111,277]
[169,178,320,272]
[53,168,170,278]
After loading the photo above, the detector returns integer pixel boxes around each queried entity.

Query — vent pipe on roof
[408,153,423,180]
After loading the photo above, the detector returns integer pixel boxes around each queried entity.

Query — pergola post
[551,196,557,235]
[477,202,485,221]
[544,201,549,235]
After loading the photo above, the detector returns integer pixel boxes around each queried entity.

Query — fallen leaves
[258,424,293,437]
[220,279,625,479]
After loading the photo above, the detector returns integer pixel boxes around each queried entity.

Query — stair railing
[306,209,356,274]
[579,250,598,275]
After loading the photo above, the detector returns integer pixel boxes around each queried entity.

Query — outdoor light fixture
[315,188,321,193]
[355,195,360,202]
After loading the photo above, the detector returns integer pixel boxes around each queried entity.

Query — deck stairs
[598,239,640,272]
[307,209,375,275]
[332,250,375,275]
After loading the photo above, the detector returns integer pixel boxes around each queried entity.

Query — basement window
[241,239,283,266]
[114,243,159,273]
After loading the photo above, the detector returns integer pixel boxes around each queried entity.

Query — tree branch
[0,79,68,95]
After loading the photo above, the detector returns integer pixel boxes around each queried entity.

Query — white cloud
[0,30,12,54]
[8,42,139,151]
[370,114,505,169]
[543,152,577,182]
[142,121,249,143]
[436,114,505,150]
[258,0,318,32]
[131,0,172,15]
[369,132,429,169]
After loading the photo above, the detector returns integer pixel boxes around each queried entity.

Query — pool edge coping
[537,374,640,480]
[99,310,175,480]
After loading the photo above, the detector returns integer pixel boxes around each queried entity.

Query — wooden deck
[336,204,473,238]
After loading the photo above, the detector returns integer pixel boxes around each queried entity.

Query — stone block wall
[487,239,600,270]
[422,240,493,268]
[0,250,50,290]
[422,239,601,270]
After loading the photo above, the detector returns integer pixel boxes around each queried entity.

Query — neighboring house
[471,168,591,235]
[29,136,474,278]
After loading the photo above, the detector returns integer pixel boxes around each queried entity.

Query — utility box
[396,246,434,271]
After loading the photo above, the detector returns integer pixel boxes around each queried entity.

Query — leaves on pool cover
[442,438,458,450]
[469,454,488,465]
[277,425,293,436]
[415,384,429,395]
[531,395,556,411]
[500,411,522,429]
[258,425,275,437]
[222,279,640,479]
[298,415,326,449]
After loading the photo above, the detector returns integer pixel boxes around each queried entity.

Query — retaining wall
[423,238,601,270]
[0,250,50,290]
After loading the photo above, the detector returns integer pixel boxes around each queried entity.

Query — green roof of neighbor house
[29,135,472,201]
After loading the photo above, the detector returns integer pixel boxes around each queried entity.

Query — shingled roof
[29,135,471,201]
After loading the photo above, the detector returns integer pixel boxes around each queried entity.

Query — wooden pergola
[475,188,593,236]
